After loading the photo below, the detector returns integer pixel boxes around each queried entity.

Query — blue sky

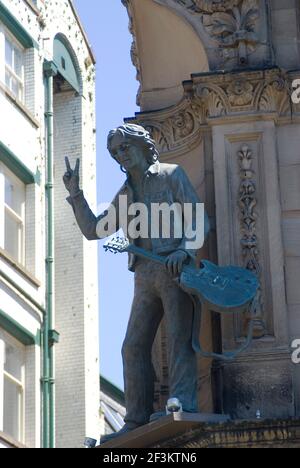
[73,0,139,389]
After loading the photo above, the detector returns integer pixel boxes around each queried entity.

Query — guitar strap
[190,294,257,361]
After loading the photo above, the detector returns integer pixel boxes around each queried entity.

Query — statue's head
[107,124,159,169]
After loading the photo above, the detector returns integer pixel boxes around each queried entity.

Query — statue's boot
[100,423,143,445]
[149,411,166,423]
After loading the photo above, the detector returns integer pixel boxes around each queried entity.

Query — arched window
[53,36,80,94]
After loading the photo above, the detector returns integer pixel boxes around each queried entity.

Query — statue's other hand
[166,250,188,277]
[63,157,80,197]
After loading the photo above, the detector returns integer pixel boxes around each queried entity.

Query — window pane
[5,68,11,88]
[4,342,23,381]
[4,211,22,262]
[11,76,18,98]
[14,48,23,78]
[3,377,22,442]
[5,175,25,216]
[5,38,13,68]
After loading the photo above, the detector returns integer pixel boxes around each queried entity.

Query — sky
[73,0,139,390]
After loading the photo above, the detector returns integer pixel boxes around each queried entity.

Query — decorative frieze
[127,69,298,155]
[193,69,291,118]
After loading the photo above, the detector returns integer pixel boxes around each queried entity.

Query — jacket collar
[124,161,160,187]
[147,160,160,175]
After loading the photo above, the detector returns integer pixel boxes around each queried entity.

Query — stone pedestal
[98,413,229,449]
[98,416,300,449]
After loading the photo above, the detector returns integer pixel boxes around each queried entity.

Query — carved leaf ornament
[177,0,260,63]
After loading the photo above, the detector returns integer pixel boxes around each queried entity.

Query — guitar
[104,237,259,313]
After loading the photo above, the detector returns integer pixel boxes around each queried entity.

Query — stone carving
[126,99,204,153]
[227,79,254,107]
[122,0,142,105]
[194,85,227,117]
[177,0,260,65]
[238,145,265,338]
[127,70,298,157]
[238,145,259,273]
[192,70,291,118]
[259,76,290,114]
[186,0,241,14]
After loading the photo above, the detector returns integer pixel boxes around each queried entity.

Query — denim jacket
[67,162,210,271]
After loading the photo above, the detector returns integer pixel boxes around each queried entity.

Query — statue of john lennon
[63,124,210,442]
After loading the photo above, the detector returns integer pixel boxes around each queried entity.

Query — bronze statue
[63,124,210,442]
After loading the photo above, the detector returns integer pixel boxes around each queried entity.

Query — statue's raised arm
[63,156,81,198]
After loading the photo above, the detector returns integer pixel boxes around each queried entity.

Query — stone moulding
[152,418,300,448]
[126,68,299,155]
[122,0,142,105]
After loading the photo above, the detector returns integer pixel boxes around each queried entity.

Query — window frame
[0,162,26,266]
[0,331,25,444]
[0,22,25,103]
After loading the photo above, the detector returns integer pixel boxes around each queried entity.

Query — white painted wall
[0,0,99,448]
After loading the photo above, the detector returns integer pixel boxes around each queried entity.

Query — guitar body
[179,260,258,313]
[104,238,258,313]
[104,238,259,359]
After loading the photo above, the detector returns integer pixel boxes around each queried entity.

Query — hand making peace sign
[63,157,81,197]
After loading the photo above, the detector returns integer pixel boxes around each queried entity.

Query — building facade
[100,376,125,438]
[0,0,99,448]
[123,0,300,422]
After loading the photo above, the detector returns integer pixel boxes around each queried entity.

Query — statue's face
[109,132,146,172]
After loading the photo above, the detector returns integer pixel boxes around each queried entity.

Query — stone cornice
[126,68,300,155]
[153,418,300,448]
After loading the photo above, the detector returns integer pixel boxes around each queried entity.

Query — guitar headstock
[104,237,130,254]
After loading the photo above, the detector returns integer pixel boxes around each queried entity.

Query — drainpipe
[43,60,59,449]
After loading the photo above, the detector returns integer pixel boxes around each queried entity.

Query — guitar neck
[126,244,167,266]
[126,245,196,275]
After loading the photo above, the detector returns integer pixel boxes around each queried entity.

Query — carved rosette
[176,0,260,65]
[238,145,266,338]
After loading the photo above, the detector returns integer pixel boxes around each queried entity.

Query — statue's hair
[107,124,159,164]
